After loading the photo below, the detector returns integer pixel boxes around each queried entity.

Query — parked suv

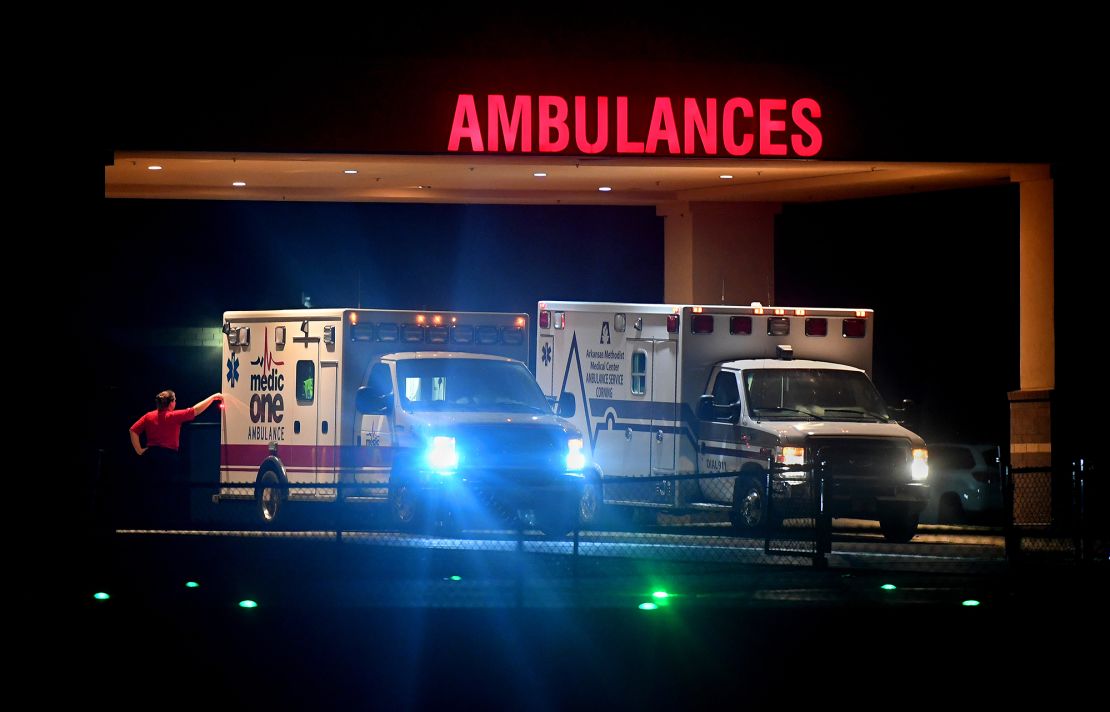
[922,444,1003,524]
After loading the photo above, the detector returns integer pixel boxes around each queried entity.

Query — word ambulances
[536,302,929,542]
[218,309,585,535]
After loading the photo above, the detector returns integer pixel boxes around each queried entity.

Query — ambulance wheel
[730,473,774,534]
[255,470,285,525]
[879,510,919,543]
[389,479,427,531]
[578,475,607,530]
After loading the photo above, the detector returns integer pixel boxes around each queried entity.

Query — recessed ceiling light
[598,186,612,192]
[344,169,358,174]
[533,172,547,177]
[148,165,163,171]
[720,174,733,179]
[232,181,246,187]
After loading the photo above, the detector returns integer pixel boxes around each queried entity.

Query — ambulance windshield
[743,369,890,422]
[397,359,551,414]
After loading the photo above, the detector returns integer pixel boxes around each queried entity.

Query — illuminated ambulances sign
[447,94,823,157]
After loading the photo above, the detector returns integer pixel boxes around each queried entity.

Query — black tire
[578,475,607,530]
[534,491,581,538]
[938,493,965,524]
[388,478,427,531]
[255,469,285,525]
[879,510,919,542]
[730,473,774,534]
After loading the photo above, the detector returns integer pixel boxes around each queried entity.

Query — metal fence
[1004,460,1104,563]
[89,459,1103,568]
[84,424,1104,605]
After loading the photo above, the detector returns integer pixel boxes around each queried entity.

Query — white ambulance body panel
[219,308,529,501]
[538,301,928,541]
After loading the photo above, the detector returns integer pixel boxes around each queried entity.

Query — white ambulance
[536,301,929,542]
[217,308,586,535]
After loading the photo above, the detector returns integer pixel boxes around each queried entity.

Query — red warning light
[416,314,427,325]
[539,310,550,329]
[691,314,713,334]
[667,314,679,333]
[805,318,828,336]
[432,315,443,326]
[843,319,867,338]
[515,316,526,328]
[730,316,752,335]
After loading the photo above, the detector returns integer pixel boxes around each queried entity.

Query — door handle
[656,429,664,442]
[625,427,632,441]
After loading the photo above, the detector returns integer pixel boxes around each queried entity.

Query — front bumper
[417,469,585,514]
[774,477,929,517]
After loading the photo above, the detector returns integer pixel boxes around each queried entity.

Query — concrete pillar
[658,202,781,305]
[1009,169,1055,524]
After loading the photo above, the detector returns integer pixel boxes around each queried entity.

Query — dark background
[76,16,1095,478]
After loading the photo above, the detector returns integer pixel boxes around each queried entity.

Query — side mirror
[556,392,576,419]
[698,395,715,420]
[355,386,392,415]
[887,399,915,426]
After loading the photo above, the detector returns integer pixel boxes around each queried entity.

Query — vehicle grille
[808,437,912,485]
[453,424,567,474]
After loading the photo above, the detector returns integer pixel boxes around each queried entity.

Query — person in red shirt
[130,390,223,527]
[130,390,223,455]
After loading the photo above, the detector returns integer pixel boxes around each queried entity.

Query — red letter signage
[447,94,824,158]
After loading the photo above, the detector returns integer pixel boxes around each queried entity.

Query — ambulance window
[296,361,315,404]
[631,350,648,396]
[712,372,740,406]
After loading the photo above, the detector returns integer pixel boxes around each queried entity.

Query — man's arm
[192,392,224,416]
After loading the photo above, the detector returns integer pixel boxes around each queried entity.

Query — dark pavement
[47,528,1108,709]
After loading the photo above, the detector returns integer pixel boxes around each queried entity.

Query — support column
[1009,168,1054,524]
[658,201,781,305]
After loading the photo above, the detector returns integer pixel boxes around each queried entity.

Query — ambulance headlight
[911,448,929,481]
[427,436,459,474]
[566,438,587,472]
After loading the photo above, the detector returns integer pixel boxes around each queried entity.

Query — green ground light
[93,592,110,601]
[881,584,897,591]
[652,591,670,599]
[450,576,462,581]
[639,602,659,611]
[239,600,258,609]
[185,582,199,588]
[962,599,981,607]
